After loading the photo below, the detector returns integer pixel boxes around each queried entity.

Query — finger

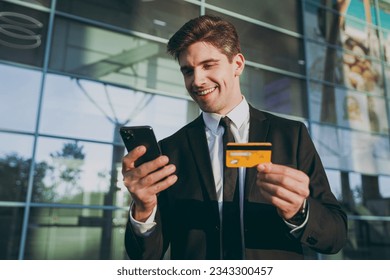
[135,155,170,178]
[257,164,309,197]
[258,163,308,184]
[154,173,178,193]
[122,145,147,174]
[259,183,305,218]
[258,178,299,204]
[123,154,169,182]
[139,163,176,188]
[258,163,296,177]
[259,187,297,212]
[257,162,272,173]
[261,174,309,198]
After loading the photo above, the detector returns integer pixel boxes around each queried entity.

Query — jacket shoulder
[251,107,305,130]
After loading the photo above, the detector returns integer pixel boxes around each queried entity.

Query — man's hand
[122,145,177,222]
[256,163,309,220]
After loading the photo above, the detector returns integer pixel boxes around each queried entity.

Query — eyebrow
[180,58,220,72]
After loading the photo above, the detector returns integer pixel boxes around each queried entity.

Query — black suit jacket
[125,106,348,259]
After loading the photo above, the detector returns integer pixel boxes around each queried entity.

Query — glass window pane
[343,170,390,259]
[306,1,380,47]
[383,29,390,63]
[56,0,199,39]
[39,74,189,142]
[325,169,342,201]
[207,11,305,75]
[207,0,302,33]
[306,41,384,95]
[312,123,390,175]
[0,1,49,67]
[49,18,185,95]
[0,64,41,132]
[242,66,307,118]
[17,0,52,8]
[385,64,390,95]
[344,218,390,259]
[303,1,331,44]
[33,137,130,208]
[322,169,390,259]
[0,206,24,259]
[345,0,379,26]
[379,1,390,29]
[0,132,35,202]
[24,207,128,259]
[309,81,389,133]
[379,176,390,198]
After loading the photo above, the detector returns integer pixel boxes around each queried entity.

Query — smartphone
[119,125,162,167]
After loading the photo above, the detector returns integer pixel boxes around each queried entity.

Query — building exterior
[0,0,389,260]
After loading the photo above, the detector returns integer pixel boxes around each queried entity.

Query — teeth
[196,87,216,96]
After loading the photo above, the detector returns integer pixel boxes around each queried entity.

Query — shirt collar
[202,96,249,133]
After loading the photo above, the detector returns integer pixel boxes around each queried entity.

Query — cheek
[183,77,192,91]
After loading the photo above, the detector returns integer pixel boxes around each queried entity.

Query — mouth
[193,85,218,96]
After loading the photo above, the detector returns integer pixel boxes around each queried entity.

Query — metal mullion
[18,0,57,260]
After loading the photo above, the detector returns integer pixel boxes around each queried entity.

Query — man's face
[178,41,244,115]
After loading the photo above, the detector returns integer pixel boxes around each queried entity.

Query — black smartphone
[119,125,162,167]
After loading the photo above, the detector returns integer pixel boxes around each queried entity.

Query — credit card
[226,142,272,167]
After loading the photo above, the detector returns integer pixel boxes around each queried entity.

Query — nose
[192,69,206,87]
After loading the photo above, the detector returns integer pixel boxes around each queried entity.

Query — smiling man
[122,15,347,260]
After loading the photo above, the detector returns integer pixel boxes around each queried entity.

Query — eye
[181,68,193,76]
[203,63,216,70]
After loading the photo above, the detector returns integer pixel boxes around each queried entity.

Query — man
[122,15,347,260]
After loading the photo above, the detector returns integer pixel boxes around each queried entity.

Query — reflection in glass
[339,170,390,259]
[207,0,302,33]
[385,65,390,97]
[309,82,388,134]
[40,74,188,142]
[24,207,128,259]
[379,176,390,198]
[56,0,199,39]
[306,0,380,43]
[344,218,390,259]
[306,41,383,94]
[207,11,305,75]
[0,1,49,67]
[33,137,131,208]
[325,169,342,201]
[0,132,37,203]
[0,64,41,132]
[20,0,51,8]
[311,123,390,175]
[318,169,390,260]
[305,0,387,126]
[49,18,185,95]
[242,66,307,118]
[0,206,24,259]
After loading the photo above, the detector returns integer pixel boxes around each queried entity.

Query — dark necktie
[220,116,242,259]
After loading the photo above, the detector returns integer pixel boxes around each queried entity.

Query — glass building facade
[0,0,389,260]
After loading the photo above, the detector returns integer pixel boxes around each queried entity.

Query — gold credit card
[226,142,272,167]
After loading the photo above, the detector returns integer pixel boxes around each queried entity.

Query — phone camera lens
[124,130,135,140]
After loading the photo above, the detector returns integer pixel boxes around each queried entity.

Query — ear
[233,53,245,76]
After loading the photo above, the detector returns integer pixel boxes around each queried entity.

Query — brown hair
[167,15,241,62]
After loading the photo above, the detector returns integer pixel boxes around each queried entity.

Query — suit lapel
[245,106,270,200]
[187,115,218,201]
